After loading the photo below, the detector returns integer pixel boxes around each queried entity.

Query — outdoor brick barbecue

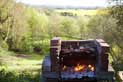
[42,37,115,82]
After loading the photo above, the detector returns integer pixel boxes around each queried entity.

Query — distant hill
[19,2,104,10]
[30,5,104,10]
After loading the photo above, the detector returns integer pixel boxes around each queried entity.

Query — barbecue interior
[61,52,96,71]
[60,46,97,79]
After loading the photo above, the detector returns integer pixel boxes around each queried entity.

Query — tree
[27,8,49,40]
[108,6,123,69]
[87,15,117,40]
[60,16,79,39]
[0,0,14,50]
[47,14,63,38]
[77,16,88,39]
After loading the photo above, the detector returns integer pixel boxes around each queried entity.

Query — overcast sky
[16,0,108,7]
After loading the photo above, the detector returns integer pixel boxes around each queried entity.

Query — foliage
[87,15,117,39]
[0,48,15,56]
[0,0,14,49]
[107,6,123,70]
[77,16,89,39]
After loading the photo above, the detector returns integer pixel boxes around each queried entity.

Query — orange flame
[74,64,84,72]
[63,64,95,72]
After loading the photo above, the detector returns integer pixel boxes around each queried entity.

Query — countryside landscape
[0,0,123,82]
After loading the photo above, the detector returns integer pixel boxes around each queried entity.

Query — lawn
[0,52,44,72]
[0,50,45,82]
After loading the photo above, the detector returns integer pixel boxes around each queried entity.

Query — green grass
[0,50,44,72]
[55,9,98,16]
[0,50,43,82]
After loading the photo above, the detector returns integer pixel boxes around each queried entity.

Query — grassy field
[0,52,44,72]
[0,50,44,82]
[55,9,98,16]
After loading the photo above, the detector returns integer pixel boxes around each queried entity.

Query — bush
[0,49,15,56]
[32,41,49,55]
[0,42,9,50]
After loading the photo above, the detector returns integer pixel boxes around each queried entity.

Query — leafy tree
[27,8,49,40]
[77,16,88,39]
[47,14,63,38]
[88,15,117,40]
[0,0,14,50]
[60,16,79,38]
[8,3,30,51]
[108,6,123,69]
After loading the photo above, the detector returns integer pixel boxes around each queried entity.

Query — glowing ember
[74,64,85,72]
[88,64,94,71]
[88,64,95,71]
[61,64,95,79]
[62,64,95,72]
[63,65,67,70]
[88,64,92,68]
[90,67,94,71]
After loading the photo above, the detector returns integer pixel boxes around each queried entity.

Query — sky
[16,0,108,7]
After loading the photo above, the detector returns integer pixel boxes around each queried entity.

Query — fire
[74,64,95,72]
[62,64,95,72]
[88,64,92,68]
[90,67,94,71]
[62,65,67,70]
[88,64,95,71]
[74,64,84,72]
